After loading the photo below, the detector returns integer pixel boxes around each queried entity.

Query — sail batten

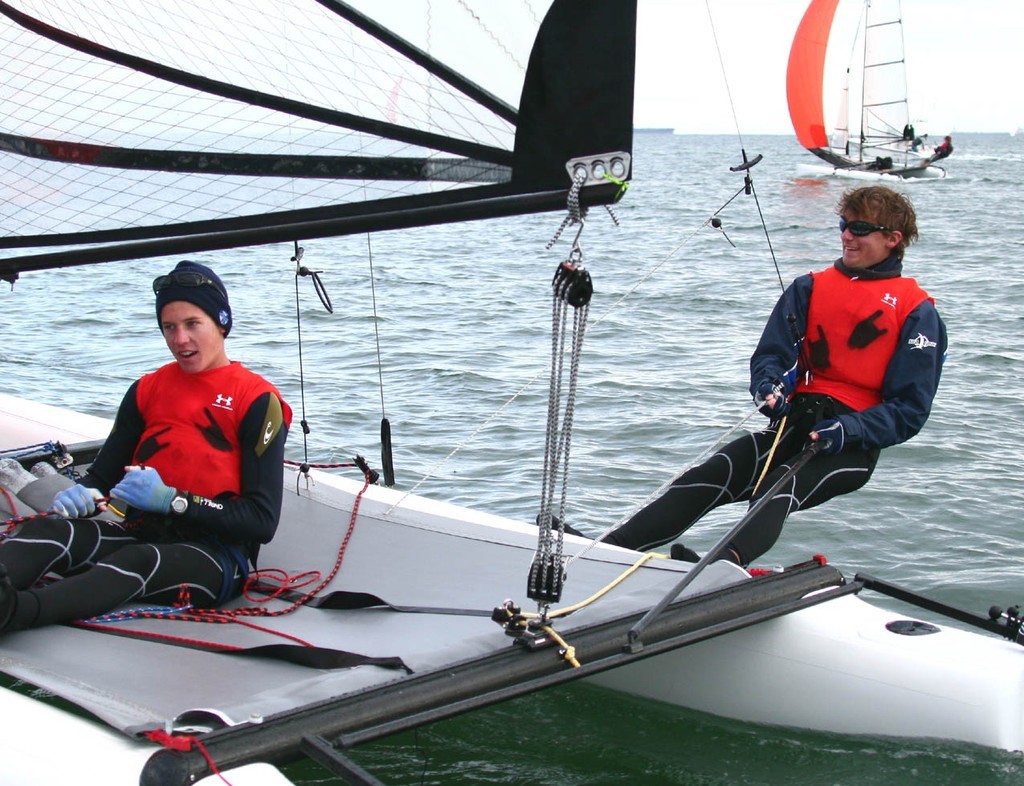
[0,132,509,183]
[315,0,519,125]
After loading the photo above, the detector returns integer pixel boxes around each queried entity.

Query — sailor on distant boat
[590,186,947,567]
[927,135,954,163]
[0,261,292,634]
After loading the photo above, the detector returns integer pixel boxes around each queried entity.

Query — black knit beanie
[154,260,232,337]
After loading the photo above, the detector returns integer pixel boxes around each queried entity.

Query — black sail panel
[514,0,636,190]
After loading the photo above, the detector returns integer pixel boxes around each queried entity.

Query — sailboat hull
[593,592,1024,749]
[2,392,1024,785]
[795,161,947,181]
[0,685,295,785]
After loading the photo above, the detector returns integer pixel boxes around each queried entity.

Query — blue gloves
[812,419,845,455]
[52,484,104,517]
[110,467,175,514]
[754,380,791,419]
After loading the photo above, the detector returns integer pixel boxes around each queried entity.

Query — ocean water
[4,132,1024,784]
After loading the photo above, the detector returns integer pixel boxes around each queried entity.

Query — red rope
[75,612,315,648]
[2,507,60,535]
[2,496,117,534]
[242,568,322,603]
[1,486,22,520]
[143,729,233,785]
[83,470,373,647]
[196,469,371,622]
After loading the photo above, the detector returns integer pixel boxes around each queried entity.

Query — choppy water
[4,132,1024,784]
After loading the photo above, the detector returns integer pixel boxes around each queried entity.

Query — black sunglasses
[839,217,890,236]
[152,271,226,297]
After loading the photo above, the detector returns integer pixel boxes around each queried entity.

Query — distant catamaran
[786,0,946,179]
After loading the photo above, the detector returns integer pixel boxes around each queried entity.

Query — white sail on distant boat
[787,0,947,180]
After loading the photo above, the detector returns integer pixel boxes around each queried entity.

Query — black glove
[811,419,845,455]
[754,380,790,419]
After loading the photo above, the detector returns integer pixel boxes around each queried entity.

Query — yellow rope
[540,625,581,668]
[525,552,665,622]
[499,553,670,667]
[503,554,677,668]
[508,414,785,666]
[752,413,787,496]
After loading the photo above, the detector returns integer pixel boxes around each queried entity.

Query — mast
[858,0,868,161]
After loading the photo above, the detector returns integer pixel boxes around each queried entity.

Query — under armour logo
[882,293,898,309]
[907,333,937,351]
[213,394,234,410]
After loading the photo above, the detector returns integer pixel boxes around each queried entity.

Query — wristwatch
[170,491,189,515]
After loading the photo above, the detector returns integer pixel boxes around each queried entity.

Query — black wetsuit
[1,381,288,629]
[603,255,947,565]
[604,394,878,562]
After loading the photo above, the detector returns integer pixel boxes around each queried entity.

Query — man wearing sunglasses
[588,185,946,568]
[0,260,292,634]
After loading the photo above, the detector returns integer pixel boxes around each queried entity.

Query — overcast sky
[634,0,1022,136]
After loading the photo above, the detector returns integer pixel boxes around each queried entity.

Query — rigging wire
[385,188,759,511]
[703,0,787,296]
[704,0,812,398]
[291,241,335,468]
[565,3,810,570]
[289,235,393,486]
[704,0,746,148]
[365,234,396,487]
[564,404,762,568]
[292,241,313,464]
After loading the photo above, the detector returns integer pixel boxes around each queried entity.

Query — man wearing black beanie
[0,261,293,634]
[154,260,233,337]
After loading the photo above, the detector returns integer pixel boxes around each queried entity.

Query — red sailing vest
[795,266,932,411]
[133,361,292,498]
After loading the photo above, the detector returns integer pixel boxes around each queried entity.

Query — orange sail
[786,0,841,150]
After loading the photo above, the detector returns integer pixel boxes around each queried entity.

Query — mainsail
[0,0,635,279]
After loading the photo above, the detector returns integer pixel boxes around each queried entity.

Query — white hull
[0,686,295,785]
[593,593,1024,749]
[795,162,947,181]
[2,392,1023,784]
